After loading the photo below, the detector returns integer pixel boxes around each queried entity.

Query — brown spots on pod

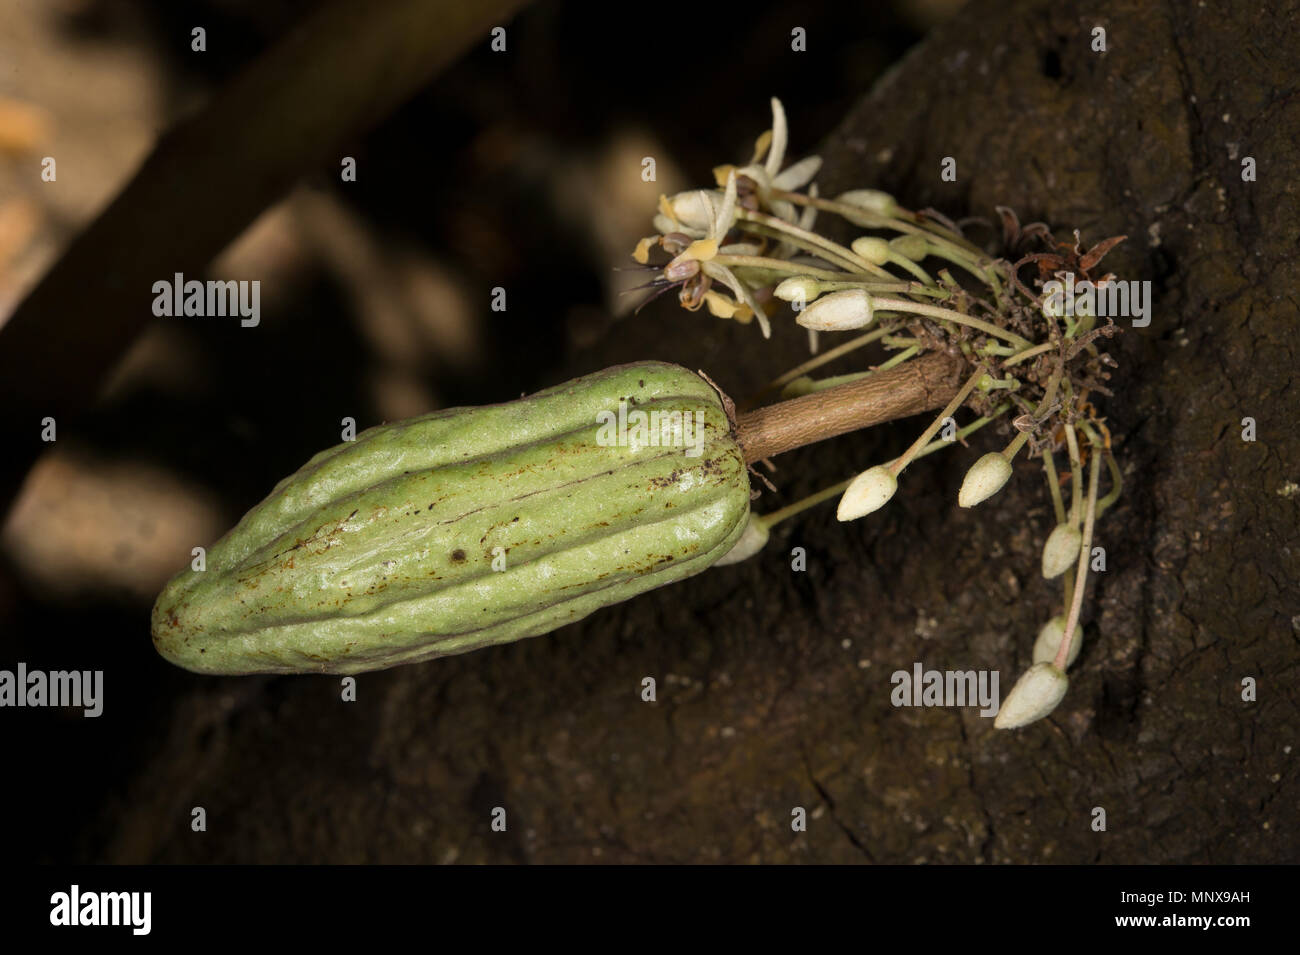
[647,469,684,490]
[450,549,467,563]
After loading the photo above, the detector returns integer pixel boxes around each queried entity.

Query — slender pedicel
[868,297,1033,349]
[1054,445,1102,671]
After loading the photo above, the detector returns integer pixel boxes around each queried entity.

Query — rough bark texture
[37,0,1299,863]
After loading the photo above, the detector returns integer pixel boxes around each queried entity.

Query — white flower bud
[850,236,891,265]
[888,234,929,261]
[1041,523,1082,578]
[958,452,1013,508]
[1032,615,1081,667]
[795,288,874,331]
[994,662,1069,729]
[668,190,721,231]
[712,514,770,566]
[837,466,897,521]
[779,375,816,399]
[774,276,823,303]
[836,189,898,217]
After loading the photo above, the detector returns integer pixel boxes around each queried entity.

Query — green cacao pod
[151,362,751,675]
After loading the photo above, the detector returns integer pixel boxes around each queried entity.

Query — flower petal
[772,154,822,192]
[654,214,704,238]
[765,97,788,179]
[798,183,819,231]
[714,170,738,238]
[632,236,656,264]
[669,189,724,232]
[769,198,798,224]
[702,290,737,318]
[698,189,716,234]
[705,262,770,338]
[774,184,819,259]
[683,238,718,262]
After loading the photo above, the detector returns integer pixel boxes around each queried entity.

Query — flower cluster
[633,98,1126,730]
[632,97,824,338]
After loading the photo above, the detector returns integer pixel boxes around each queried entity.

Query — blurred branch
[0,0,528,517]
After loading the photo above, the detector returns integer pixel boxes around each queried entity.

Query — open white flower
[659,170,772,337]
[721,98,822,223]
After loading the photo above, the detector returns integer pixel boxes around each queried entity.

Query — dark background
[1,0,1296,864]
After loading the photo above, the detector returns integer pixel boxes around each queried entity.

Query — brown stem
[734,351,963,464]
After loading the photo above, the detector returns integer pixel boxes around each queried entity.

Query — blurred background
[0,0,967,863]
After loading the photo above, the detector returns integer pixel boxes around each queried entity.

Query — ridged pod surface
[151,362,751,674]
